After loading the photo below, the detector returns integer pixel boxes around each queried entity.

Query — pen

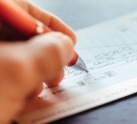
[0,0,88,72]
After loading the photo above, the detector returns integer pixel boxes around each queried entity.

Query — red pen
[0,0,88,72]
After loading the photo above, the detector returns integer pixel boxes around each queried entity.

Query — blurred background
[31,0,137,30]
[29,0,137,124]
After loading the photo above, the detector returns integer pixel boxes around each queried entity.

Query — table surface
[30,0,137,124]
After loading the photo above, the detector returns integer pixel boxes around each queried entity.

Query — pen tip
[73,56,88,72]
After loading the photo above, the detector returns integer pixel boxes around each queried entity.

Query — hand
[0,0,76,123]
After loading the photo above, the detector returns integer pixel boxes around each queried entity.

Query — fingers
[0,32,74,120]
[16,0,77,43]
[26,32,74,84]
[0,0,76,43]
[28,4,76,43]
[0,32,74,97]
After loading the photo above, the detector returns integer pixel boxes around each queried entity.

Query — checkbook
[17,12,137,124]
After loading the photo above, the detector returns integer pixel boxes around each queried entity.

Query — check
[17,12,137,124]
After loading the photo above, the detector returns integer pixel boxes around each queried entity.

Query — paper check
[17,12,137,124]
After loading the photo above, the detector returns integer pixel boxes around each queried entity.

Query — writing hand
[0,0,76,123]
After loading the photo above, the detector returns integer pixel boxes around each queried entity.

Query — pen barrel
[0,0,37,36]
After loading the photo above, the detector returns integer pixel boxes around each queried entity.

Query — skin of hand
[0,0,76,123]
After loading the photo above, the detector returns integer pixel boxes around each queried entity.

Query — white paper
[17,12,137,124]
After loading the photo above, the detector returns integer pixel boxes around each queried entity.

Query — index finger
[26,1,77,44]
